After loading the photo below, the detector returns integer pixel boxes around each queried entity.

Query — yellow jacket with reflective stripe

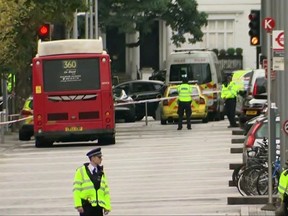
[73,165,111,210]
[278,169,288,200]
[177,83,192,102]
[221,81,238,99]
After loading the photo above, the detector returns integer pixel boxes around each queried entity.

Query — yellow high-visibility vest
[73,165,111,210]
[177,83,192,102]
[278,169,288,201]
[221,81,238,99]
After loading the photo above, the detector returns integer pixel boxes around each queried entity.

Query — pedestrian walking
[73,147,111,216]
[221,75,238,128]
[177,77,193,130]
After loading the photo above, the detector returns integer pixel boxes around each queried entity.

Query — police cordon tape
[0,90,221,124]
[0,115,32,125]
[114,89,221,107]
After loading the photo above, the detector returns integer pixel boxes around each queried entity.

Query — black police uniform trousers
[225,97,237,126]
[177,101,192,129]
[80,202,103,216]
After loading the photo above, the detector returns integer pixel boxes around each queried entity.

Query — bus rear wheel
[35,138,53,148]
[98,136,115,145]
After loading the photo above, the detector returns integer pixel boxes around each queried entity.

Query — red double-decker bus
[32,39,115,147]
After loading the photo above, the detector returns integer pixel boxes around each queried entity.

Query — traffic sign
[263,17,275,32]
[273,30,284,50]
[283,120,288,135]
[263,59,276,80]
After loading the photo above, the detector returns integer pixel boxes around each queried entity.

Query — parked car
[159,84,209,124]
[238,93,267,129]
[148,69,166,82]
[113,80,166,121]
[113,89,135,122]
[18,96,34,141]
[242,113,266,136]
[243,115,280,164]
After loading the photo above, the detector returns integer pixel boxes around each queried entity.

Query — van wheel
[35,138,53,148]
[98,136,115,145]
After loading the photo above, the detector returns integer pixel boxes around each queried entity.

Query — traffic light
[248,10,260,46]
[37,24,51,41]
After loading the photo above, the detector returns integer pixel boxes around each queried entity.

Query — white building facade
[160,0,261,71]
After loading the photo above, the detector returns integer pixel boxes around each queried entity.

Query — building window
[200,19,235,50]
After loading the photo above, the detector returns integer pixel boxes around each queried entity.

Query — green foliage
[236,47,243,56]
[0,0,207,107]
[0,0,85,103]
[99,0,207,46]
[162,0,208,47]
[219,49,226,56]
[226,48,235,56]
[212,49,219,56]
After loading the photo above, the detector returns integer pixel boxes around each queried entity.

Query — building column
[125,31,140,80]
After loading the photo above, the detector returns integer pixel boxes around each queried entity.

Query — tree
[0,0,85,110]
[0,0,207,111]
[99,0,208,47]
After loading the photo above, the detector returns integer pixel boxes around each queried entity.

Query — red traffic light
[38,24,50,40]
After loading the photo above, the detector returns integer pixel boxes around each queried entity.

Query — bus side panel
[99,54,115,129]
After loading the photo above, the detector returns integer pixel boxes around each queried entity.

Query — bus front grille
[79,111,99,120]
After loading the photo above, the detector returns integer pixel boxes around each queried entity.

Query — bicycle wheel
[237,165,264,196]
[256,168,280,195]
[232,164,246,185]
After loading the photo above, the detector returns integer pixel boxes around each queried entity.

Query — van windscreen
[169,63,212,84]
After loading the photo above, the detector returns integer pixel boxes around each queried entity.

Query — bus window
[43,58,100,92]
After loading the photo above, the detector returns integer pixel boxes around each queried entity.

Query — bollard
[0,112,4,143]
[145,101,148,126]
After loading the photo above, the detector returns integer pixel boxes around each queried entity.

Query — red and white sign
[283,120,288,135]
[263,17,275,32]
[263,59,276,80]
[273,30,284,50]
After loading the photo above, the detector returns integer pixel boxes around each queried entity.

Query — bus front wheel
[35,138,53,148]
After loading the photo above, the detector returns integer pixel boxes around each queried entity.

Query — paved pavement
[241,205,276,216]
[0,122,279,216]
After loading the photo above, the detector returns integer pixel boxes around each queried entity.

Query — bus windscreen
[170,63,212,84]
[43,58,100,92]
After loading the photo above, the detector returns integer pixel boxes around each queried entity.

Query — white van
[166,49,224,121]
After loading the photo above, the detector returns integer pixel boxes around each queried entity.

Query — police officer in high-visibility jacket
[221,75,238,128]
[177,77,193,130]
[73,147,111,216]
[277,169,288,215]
